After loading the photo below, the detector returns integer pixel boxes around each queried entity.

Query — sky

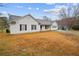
[0,3,78,20]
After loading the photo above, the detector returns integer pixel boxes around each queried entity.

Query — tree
[58,6,74,19]
[43,16,51,21]
[0,17,9,32]
[59,4,79,19]
[72,5,79,24]
[44,4,79,30]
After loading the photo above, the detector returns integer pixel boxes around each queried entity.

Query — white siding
[51,22,58,30]
[10,16,40,34]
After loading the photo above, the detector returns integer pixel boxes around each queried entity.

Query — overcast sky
[0,3,78,20]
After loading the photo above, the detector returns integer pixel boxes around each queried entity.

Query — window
[20,24,22,31]
[25,25,27,30]
[52,26,57,28]
[40,25,42,30]
[45,25,50,29]
[20,24,27,31]
[31,25,36,30]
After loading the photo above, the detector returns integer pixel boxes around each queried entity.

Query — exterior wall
[9,16,40,34]
[51,22,58,30]
[40,25,51,31]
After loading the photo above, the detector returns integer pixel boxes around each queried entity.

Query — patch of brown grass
[0,31,79,56]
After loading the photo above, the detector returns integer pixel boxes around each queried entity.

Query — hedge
[72,24,79,30]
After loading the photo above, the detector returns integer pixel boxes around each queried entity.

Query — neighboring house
[9,14,58,34]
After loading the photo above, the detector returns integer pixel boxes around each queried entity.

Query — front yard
[0,31,79,56]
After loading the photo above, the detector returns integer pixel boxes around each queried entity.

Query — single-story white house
[9,14,58,34]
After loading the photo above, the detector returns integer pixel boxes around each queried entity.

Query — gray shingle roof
[35,19,52,25]
[9,14,22,21]
[9,14,54,25]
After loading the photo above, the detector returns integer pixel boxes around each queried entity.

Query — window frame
[20,24,22,31]
[20,24,27,31]
[31,25,37,30]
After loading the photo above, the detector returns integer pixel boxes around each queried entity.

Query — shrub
[6,29,10,33]
[72,24,79,30]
